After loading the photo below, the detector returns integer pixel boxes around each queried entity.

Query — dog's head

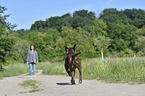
[64,44,76,54]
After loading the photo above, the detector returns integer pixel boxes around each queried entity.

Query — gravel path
[0,70,145,96]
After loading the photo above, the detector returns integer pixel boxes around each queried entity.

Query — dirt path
[0,70,145,96]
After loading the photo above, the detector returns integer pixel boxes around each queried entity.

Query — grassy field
[0,63,29,79]
[0,57,145,84]
[38,57,145,84]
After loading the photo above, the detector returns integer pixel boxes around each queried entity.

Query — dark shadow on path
[56,82,72,85]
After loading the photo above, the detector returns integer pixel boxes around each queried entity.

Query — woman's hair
[30,45,35,49]
[31,45,34,47]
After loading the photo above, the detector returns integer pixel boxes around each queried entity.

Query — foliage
[135,36,145,53]
[14,29,30,37]
[12,37,30,63]
[100,8,145,28]
[0,6,15,70]
[94,35,111,55]
[107,22,138,51]
[119,49,136,57]
[31,9,95,31]
[92,18,108,36]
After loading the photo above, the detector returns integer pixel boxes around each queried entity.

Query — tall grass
[37,62,65,75]
[0,63,29,79]
[83,57,145,84]
[39,57,145,84]
[1,57,145,84]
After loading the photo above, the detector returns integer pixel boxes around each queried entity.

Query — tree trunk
[0,64,4,71]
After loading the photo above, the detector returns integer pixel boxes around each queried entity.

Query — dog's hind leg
[78,66,82,84]
[71,71,75,84]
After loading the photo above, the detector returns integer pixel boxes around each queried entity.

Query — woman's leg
[33,64,36,75]
[29,63,32,76]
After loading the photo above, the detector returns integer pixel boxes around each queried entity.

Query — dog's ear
[64,46,68,51]
[73,44,76,51]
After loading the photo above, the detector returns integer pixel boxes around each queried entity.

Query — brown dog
[64,44,82,84]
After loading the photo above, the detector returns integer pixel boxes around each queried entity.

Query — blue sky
[1,0,145,30]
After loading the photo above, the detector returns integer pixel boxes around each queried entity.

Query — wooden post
[102,48,103,63]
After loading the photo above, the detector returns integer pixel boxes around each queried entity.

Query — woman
[27,45,39,76]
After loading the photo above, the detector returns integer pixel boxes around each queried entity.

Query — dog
[64,44,82,84]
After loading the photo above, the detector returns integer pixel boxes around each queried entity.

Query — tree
[12,38,30,63]
[99,8,130,24]
[134,36,145,53]
[72,9,96,29]
[14,29,30,37]
[93,35,111,55]
[42,29,61,61]
[100,8,145,28]
[0,6,15,70]
[107,22,137,51]
[91,18,108,37]
[124,9,145,28]
[31,20,46,30]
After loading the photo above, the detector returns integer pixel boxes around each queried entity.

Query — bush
[119,49,136,57]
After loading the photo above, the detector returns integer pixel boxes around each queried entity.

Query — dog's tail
[72,52,81,57]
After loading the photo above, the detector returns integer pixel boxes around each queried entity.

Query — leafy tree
[31,20,46,30]
[124,9,145,28]
[31,9,96,32]
[46,13,73,32]
[42,29,61,61]
[134,36,145,53]
[91,18,108,37]
[0,6,15,70]
[99,8,130,24]
[107,22,137,51]
[113,38,128,51]
[93,35,111,55]
[72,9,96,29]
[100,8,145,28]
[12,37,30,63]
[60,13,72,27]
[14,29,30,37]
[136,26,145,36]
[46,16,62,31]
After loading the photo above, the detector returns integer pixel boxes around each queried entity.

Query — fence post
[102,48,103,63]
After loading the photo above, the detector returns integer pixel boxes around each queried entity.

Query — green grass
[85,57,145,84]
[0,63,29,79]
[38,57,145,84]
[1,57,145,84]
[19,80,42,93]
[37,61,65,75]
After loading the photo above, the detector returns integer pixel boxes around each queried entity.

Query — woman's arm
[36,51,39,64]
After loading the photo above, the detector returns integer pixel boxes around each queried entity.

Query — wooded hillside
[0,6,145,69]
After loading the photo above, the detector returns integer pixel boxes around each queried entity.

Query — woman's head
[31,45,34,50]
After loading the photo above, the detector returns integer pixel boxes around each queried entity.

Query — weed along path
[0,70,145,96]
